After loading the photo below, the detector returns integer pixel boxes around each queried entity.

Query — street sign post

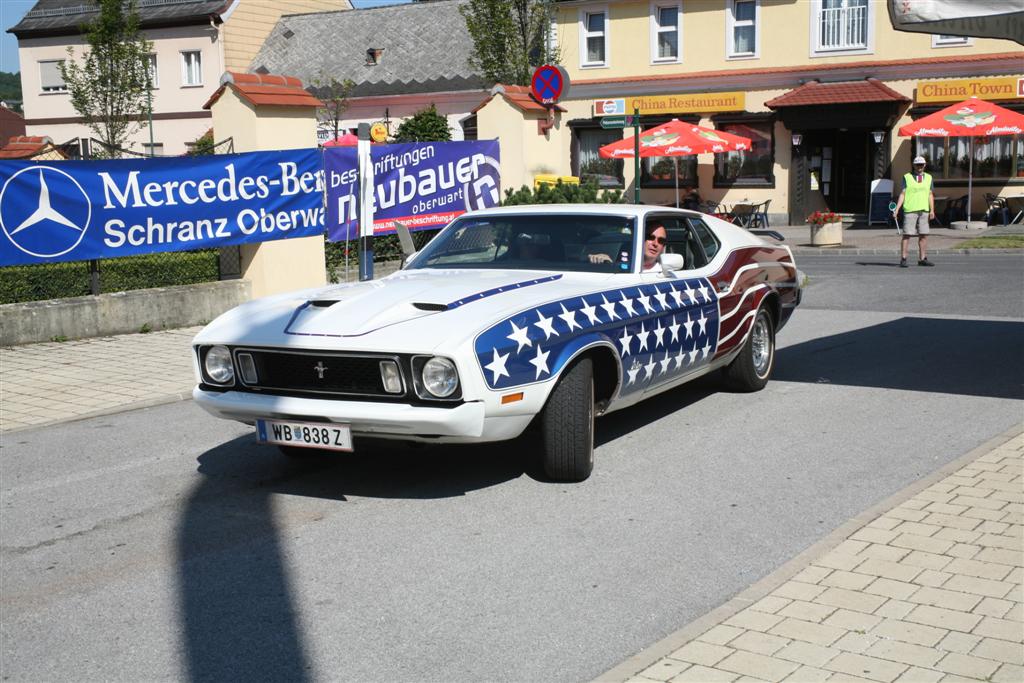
[599,115,638,129]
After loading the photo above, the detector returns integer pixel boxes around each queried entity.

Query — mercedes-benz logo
[0,166,92,258]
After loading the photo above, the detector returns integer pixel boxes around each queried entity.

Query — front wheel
[723,305,775,392]
[539,357,595,482]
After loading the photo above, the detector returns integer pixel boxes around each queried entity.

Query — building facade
[9,0,349,156]
[480,0,1022,223]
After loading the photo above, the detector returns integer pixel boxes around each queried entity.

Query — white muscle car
[193,204,801,481]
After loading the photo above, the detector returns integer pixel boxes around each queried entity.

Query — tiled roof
[0,135,61,159]
[765,78,910,108]
[8,0,230,38]
[573,51,1024,88]
[203,72,323,110]
[472,84,567,114]
[251,0,485,99]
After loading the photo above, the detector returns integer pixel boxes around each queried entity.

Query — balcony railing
[818,4,868,50]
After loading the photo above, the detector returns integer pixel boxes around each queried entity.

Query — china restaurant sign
[596,92,745,116]
[916,76,1024,104]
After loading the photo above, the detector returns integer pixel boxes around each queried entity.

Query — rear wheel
[723,305,775,392]
[540,357,595,482]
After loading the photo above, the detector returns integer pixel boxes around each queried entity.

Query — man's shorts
[902,211,930,235]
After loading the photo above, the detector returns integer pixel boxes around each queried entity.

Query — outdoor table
[728,202,757,229]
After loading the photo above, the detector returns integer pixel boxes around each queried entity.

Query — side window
[650,216,707,269]
[687,218,721,261]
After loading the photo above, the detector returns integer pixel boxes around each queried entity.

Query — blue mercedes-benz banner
[0,149,325,267]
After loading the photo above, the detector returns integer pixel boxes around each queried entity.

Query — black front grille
[238,349,398,397]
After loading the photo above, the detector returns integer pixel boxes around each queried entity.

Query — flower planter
[810,221,843,246]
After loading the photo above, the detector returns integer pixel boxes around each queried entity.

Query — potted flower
[806,210,843,246]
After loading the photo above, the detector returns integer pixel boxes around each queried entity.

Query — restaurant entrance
[802,129,872,213]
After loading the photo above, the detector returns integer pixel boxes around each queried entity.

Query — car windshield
[411,214,637,273]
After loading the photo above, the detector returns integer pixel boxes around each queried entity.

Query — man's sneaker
[900,258,908,268]
[918,258,934,267]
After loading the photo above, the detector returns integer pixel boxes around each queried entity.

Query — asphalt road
[2,254,1022,682]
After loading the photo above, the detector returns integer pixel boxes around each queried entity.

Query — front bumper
[193,387,492,440]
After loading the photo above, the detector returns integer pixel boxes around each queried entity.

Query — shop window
[181,50,202,86]
[580,8,608,67]
[650,1,681,63]
[642,155,697,188]
[712,119,775,188]
[812,0,872,55]
[916,136,1023,180]
[572,126,623,188]
[726,0,759,59]
[39,60,67,93]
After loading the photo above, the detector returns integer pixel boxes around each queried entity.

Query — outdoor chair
[984,193,1009,225]
[750,200,771,229]
[943,195,969,224]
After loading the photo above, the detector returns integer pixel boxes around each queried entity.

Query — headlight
[421,357,458,398]
[203,345,234,384]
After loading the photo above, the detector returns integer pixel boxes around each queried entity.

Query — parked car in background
[192,205,802,482]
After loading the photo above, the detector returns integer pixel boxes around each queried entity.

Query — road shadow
[175,435,526,681]
[776,316,1024,400]
[854,261,904,267]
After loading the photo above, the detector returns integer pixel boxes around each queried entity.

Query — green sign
[600,115,637,129]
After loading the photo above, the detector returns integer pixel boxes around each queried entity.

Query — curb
[591,423,1024,683]
[0,389,194,434]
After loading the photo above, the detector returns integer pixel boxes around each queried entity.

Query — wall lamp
[791,132,803,147]
[872,130,886,144]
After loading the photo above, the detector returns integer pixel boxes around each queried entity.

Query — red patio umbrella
[599,119,752,207]
[898,97,1024,220]
[323,133,361,147]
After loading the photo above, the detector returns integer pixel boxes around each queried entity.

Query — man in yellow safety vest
[892,155,935,268]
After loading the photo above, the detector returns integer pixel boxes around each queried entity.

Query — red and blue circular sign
[531,65,570,105]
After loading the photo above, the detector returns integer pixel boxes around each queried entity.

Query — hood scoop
[308,299,338,308]
[412,302,448,311]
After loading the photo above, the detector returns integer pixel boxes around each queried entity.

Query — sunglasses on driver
[645,234,667,245]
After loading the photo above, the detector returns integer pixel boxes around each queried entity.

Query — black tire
[540,357,595,482]
[723,305,775,392]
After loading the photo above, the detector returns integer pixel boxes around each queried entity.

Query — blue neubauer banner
[324,140,500,242]
[0,149,325,267]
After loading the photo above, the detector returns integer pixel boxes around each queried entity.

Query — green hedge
[0,250,220,304]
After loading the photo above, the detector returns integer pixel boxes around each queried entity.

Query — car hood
[195,268,618,353]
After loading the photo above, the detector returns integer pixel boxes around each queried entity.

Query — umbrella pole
[967,137,973,222]
[674,157,679,208]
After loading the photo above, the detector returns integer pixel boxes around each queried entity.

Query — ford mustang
[192,204,802,481]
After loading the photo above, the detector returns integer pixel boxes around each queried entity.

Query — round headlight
[204,345,234,384]
[421,357,458,397]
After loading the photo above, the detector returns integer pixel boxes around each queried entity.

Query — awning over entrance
[766,79,910,130]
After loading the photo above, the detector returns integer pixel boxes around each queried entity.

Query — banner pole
[633,107,641,204]
[357,123,374,281]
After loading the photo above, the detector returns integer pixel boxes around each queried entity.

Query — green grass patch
[958,235,1024,249]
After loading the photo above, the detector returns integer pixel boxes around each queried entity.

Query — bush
[502,178,624,206]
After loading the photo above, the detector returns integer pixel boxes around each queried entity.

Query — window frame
[39,59,68,93]
[809,0,874,58]
[569,119,625,189]
[579,5,610,69]
[725,0,760,60]
[909,104,1024,185]
[711,114,776,189]
[141,142,164,157]
[146,53,159,89]
[931,33,972,48]
[180,50,203,87]
[649,0,682,65]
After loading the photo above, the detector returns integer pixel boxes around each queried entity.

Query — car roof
[460,204,700,220]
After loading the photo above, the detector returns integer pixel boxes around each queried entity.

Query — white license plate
[256,419,353,452]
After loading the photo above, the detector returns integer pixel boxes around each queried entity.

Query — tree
[310,74,355,142]
[460,0,559,85]
[59,0,153,157]
[393,105,451,142]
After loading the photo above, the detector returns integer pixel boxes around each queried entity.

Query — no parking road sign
[530,65,570,105]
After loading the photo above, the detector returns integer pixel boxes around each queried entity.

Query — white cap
[913,155,926,165]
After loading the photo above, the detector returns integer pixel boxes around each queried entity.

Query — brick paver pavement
[601,430,1023,683]
[0,326,201,432]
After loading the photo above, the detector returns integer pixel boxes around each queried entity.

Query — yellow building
[478,0,1023,223]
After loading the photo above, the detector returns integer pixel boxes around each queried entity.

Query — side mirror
[659,253,685,274]
[401,251,419,269]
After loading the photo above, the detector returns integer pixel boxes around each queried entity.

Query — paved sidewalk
[598,428,1024,683]
[770,224,1022,255]
[0,326,200,432]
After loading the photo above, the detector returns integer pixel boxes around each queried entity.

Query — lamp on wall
[791,132,803,147]
[872,130,886,144]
